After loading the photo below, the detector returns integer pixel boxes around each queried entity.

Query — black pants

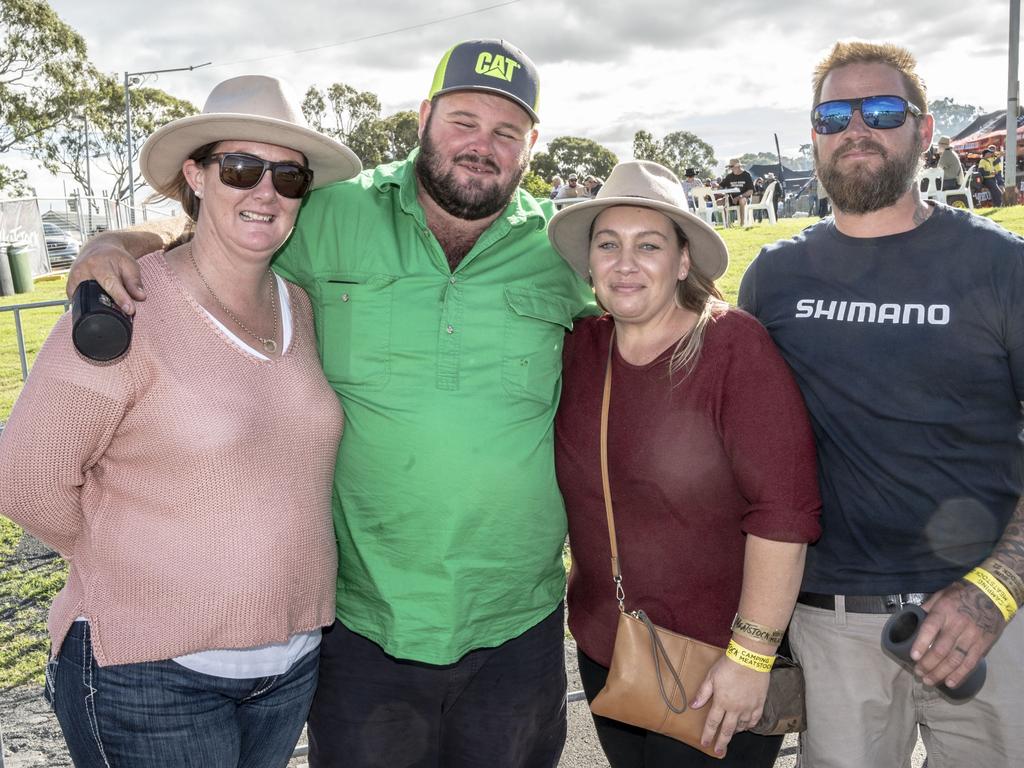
[308,606,567,768]
[578,650,783,768]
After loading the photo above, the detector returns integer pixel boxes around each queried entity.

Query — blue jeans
[46,621,317,768]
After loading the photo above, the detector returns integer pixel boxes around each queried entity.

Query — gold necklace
[188,243,278,354]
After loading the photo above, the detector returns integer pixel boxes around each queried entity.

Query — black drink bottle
[72,280,133,362]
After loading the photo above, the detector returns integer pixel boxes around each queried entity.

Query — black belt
[797,591,932,614]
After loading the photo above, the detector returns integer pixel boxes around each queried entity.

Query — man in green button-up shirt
[70,39,594,768]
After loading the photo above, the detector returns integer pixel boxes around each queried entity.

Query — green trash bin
[0,244,13,296]
[8,242,34,295]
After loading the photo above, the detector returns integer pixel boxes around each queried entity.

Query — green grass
[716,205,1024,304]
[717,218,819,303]
[1,205,1022,687]
[0,515,66,688]
[1,275,69,421]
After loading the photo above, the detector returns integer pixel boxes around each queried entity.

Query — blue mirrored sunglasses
[811,95,923,135]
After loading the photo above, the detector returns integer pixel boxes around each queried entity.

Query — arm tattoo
[989,496,1024,585]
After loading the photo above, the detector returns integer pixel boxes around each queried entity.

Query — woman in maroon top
[548,161,821,767]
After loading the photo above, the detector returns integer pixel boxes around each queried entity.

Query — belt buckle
[884,594,905,612]
[885,593,927,612]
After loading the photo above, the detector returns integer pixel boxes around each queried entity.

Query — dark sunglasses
[811,95,923,135]
[200,153,313,198]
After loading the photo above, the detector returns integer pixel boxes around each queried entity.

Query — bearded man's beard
[415,124,530,221]
[815,137,920,215]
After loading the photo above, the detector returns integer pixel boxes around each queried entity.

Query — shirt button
[341,293,350,302]
[446,324,454,334]
[449,277,457,285]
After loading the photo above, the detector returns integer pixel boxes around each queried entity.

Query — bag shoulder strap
[600,331,626,612]
[601,330,691,712]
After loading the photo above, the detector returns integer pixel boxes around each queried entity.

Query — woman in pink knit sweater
[0,76,361,767]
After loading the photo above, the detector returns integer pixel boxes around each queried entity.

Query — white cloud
[9,0,1016,196]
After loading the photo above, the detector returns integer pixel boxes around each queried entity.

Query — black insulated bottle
[72,280,133,362]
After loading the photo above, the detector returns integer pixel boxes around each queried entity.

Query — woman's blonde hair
[666,219,726,381]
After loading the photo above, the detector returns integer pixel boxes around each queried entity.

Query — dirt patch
[0,686,72,768]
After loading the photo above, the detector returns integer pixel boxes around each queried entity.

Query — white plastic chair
[745,181,778,225]
[931,173,975,210]
[689,186,725,227]
[723,196,746,227]
[918,169,944,199]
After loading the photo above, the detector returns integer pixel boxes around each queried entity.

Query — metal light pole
[774,132,787,215]
[82,112,93,199]
[124,61,211,221]
[1005,0,1020,204]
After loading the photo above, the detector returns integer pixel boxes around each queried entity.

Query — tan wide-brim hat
[140,75,362,198]
[547,160,728,280]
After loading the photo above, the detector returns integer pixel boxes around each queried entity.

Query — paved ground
[1,634,925,768]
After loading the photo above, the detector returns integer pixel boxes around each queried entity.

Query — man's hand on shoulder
[910,581,1006,691]
[67,216,188,314]
[69,234,148,314]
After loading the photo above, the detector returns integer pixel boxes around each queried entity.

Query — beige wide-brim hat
[140,75,362,198]
[547,160,728,281]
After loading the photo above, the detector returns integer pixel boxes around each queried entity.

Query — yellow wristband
[963,567,1019,622]
[726,639,775,672]
[982,558,1024,607]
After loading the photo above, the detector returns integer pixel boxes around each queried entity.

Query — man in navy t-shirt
[740,41,1024,768]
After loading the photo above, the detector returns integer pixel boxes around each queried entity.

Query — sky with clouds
[8,0,1018,197]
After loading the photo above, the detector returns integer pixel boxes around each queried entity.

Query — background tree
[1,0,95,196]
[303,83,381,140]
[520,170,551,200]
[659,131,716,179]
[928,97,985,138]
[796,143,814,170]
[303,83,419,167]
[0,0,93,152]
[631,130,663,165]
[633,130,715,178]
[381,110,419,163]
[0,164,35,197]
[736,150,802,168]
[31,73,196,202]
[530,136,617,181]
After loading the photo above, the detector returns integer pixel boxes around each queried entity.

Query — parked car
[43,222,80,269]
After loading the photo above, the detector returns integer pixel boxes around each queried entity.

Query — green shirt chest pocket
[503,287,574,406]
[317,273,397,389]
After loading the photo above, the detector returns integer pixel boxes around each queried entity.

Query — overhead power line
[210,0,525,69]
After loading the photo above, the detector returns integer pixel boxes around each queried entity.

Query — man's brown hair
[812,41,928,113]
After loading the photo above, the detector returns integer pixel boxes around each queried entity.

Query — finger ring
[954,646,969,655]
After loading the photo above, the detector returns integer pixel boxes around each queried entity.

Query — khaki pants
[789,599,1024,768]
